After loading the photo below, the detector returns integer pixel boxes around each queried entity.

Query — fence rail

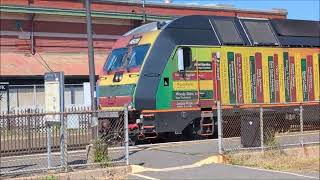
[0,108,93,156]
[0,107,129,177]
[218,103,320,153]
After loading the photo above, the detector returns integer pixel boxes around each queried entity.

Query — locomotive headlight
[139,114,144,124]
[128,103,134,110]
[136,118,142,124]
[113,72,123,82]
[118,74,123,81]
[115,75,120,82]
[216,52,220,59]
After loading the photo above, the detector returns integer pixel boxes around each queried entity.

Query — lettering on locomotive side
[301,58,308,101]
[274,54,280,103]
[173,91,198,100]
[173,91,213,100]
[235,53,244,104]
[255,52,264,103]
[284,52,290,102]
[249,56,257,103]
[172,72,212,81]
[227,52,236,104]
[289,56,296,102]
[306,55,314,101]
[172,101,198,108]
[193,61,212,70]
[268,56,275,103]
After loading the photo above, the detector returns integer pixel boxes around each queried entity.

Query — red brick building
[0,0,287,84]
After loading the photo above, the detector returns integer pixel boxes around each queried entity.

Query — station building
[0,0,287,109]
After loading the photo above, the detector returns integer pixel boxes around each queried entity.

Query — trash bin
[240,110,261,147]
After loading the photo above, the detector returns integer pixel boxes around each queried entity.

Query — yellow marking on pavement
[131,165,148,174]
[130,155,226,173]
[194,155,228,166]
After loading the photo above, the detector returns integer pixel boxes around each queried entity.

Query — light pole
[85,0,98,139]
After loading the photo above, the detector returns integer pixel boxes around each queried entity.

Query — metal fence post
[124,105,129,166]
[47,123,52,168]
[0,115,1,159]
[64,114,68,172]
[28,114,32,153]
[260,106,264,152]
[60,114,65,170]
[217,101,223,154]
[33,85,37,107]
[300,105,304,147]
[7,85,10,114]
[60,113,68,171]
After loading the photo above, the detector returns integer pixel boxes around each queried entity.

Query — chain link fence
[0,107,129,177]
[218,103,320,153]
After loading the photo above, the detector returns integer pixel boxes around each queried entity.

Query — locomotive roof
[163,15,320,47]
[133,16,319,110]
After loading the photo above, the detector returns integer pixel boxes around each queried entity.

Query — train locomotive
[97,15,320,142]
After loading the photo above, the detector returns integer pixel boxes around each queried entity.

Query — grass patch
[227,146,320,174]
[92,139,112,168]
[41,175,58,180]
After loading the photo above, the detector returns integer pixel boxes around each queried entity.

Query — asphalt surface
[129,164,318,180]
[128,136,319,180]
[1,132,319,179]
[129,140,218,169]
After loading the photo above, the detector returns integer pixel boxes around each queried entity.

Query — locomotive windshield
[104,48,127,72]
[127,44,150,68]
[103,44,150,72]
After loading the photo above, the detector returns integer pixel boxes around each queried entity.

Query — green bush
[41,175,58,180]
[93,139,111,167]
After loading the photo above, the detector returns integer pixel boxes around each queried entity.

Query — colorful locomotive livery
[160,47,319,109]
[98,15,320,140]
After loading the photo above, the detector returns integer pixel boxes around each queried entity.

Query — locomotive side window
[177,47,192,71]
[183,47,192,69]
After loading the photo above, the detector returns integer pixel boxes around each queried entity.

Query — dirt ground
[5,166,129,180]
[227,145,320,175]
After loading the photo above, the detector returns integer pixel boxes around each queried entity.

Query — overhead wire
[18,24,54,72]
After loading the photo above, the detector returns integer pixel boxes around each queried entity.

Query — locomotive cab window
[177,47,192,71]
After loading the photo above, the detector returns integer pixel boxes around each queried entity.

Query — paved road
[128,132,320,169]
[128,138,319,180]
[129,139,218,169]
[129,164,318,180]
[1,132,319,179]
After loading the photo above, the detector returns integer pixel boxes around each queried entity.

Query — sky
[148,0,320,20]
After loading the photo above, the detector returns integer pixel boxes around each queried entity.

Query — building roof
[0,0,288,78]
[0,0,287,21]
[97,0,287,16]
[0,5,173,21]
[0,52,107,76]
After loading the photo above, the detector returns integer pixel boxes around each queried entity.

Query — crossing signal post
[44,72,65,168]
